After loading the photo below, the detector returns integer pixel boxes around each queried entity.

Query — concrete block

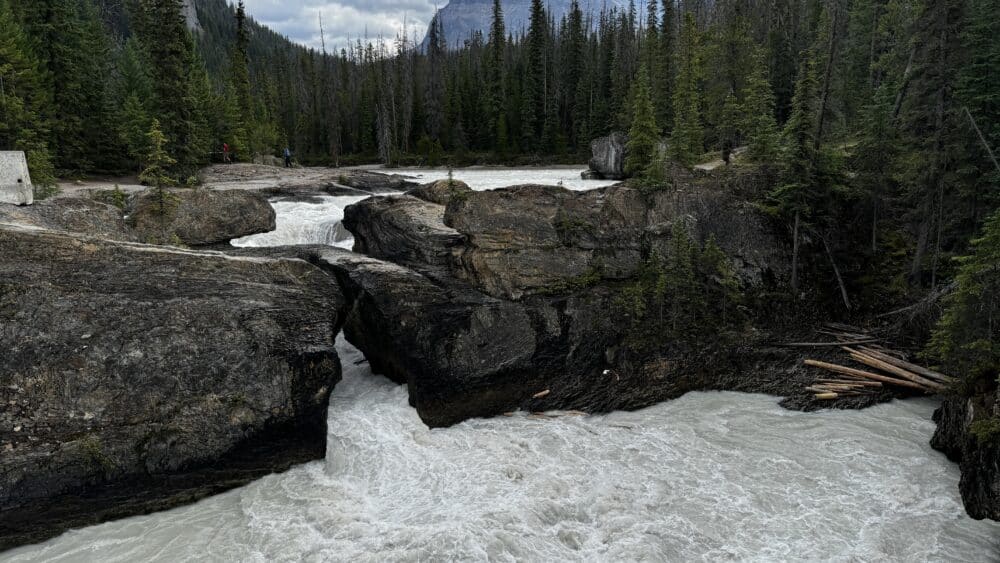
[0,151,34,205]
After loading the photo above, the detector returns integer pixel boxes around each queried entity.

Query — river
[5,168,998,562]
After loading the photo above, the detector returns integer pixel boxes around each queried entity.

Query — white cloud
[242,0,440,50]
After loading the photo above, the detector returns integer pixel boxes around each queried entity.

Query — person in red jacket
[223,142,231,164]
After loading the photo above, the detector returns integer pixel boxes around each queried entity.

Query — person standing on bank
[223,142,231,164]
[283,146,293,168]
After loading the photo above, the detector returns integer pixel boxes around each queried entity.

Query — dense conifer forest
[0,0,997,411]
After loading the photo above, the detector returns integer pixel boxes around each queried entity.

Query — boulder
[0,198,130,241]
[0,224,345,549]
[343,194,466,271]
[0,151,33,206]
[407,179,473,205]
[128,188,276,246]
[336,170,419,193]
[584,132,627,180]
[932,393,1000,521]
[329,174,803,428]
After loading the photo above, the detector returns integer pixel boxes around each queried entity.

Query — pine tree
[742,47,781,162]
[226,0,252,157]
[139,118,179,224]
[771,50,820,295]
[140,0,206,175]
[656,0,676,132]
[521,0,547,152]
[486,0,506,149]
[668,12,703,165]
[0,0,56,190]
[927,209,1000,386]
[956,0,1000,224]
[625,64,658,177]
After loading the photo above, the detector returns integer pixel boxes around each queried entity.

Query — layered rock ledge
[0,222,345,549]
[326,173,881,427]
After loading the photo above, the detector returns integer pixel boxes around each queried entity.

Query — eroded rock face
[585,132,627,180]
[0,224,345,549]
[407,179,473,206]
[343,194,466,270]
[0,198,131,241]
[932,393,1000,520]
[128,189,276,246]
[332,176,802,427]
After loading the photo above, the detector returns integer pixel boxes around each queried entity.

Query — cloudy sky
[242,0,438,51]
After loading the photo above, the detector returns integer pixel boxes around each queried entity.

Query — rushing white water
[5,336,999,562]
[232,195,370,249]
[232,168,615,248]
[6,169,998,561]
[377,167,620,192]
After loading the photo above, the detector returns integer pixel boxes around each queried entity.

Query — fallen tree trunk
[803,359,929,391]
[856,346,955,384]
[845,350,945,391]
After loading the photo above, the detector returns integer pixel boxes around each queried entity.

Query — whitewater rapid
[4,168,998,561]
[5,336,999,562]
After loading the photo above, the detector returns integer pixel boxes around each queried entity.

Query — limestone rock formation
[584,132,628,180]
[128,189,276,246]
[0,224,345,549]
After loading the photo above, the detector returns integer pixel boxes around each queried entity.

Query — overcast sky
[242,0,438,51]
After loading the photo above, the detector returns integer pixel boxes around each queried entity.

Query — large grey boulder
[584,132,628,180]
[0,151,33,206]
[128,188,276,246]
[0,224,345,549]
[0,197,130,241]
[344,194,465,270]
[407,178,473,206]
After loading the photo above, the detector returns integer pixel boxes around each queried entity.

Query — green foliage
[742,48,781,162]
[625,64,659,177]
[0,0,56,189]
[927,210,1000,388]
[970,417,1000,444]
[668,13,703,166]
[139,118,180,222]
[617,223,746,352]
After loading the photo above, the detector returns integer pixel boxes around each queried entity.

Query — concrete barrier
[1,151,34,205]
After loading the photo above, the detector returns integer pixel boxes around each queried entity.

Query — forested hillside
[1,0,998,314]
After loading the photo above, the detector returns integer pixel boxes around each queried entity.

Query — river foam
[5,335,999,562]
[5,168,998,561]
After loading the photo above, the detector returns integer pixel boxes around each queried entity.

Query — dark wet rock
[128,189,276,246]
[407,179,473,206]
[0,198,131,241]
[326,177,812,427]
[0,224,345,549]
[344,194,466,270]
[336,170,419,194]
[584,132,627,180]
[932,392,1000,521]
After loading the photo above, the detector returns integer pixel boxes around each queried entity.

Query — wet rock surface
[932,392,1000,520]
[325,174,840,428]
[0,224,345,549]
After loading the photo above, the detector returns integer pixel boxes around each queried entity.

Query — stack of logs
[788,323,956,400]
